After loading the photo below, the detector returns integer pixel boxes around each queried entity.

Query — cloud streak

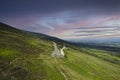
[0,0,120,41]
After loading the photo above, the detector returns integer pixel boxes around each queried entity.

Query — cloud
[0,0,120,41]
[54,16,120,39]
[39,22,55,31]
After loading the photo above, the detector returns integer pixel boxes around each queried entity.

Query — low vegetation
[0,22,120,80]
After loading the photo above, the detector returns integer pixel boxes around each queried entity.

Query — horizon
[0,0,120,42]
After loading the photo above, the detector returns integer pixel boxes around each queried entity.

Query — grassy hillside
[0,22,120,80]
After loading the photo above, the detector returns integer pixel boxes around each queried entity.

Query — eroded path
[52,42,68,80]
[51,42,59,57]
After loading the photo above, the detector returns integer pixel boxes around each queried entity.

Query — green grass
[0,23,120,80]
[58,48,120,80]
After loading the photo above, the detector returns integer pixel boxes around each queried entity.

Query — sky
[0,0,120,42]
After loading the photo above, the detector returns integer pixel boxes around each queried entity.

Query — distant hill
[0,22,120,80]
[71,42,120,56]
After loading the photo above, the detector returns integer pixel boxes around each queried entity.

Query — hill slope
[0,22,120,80]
